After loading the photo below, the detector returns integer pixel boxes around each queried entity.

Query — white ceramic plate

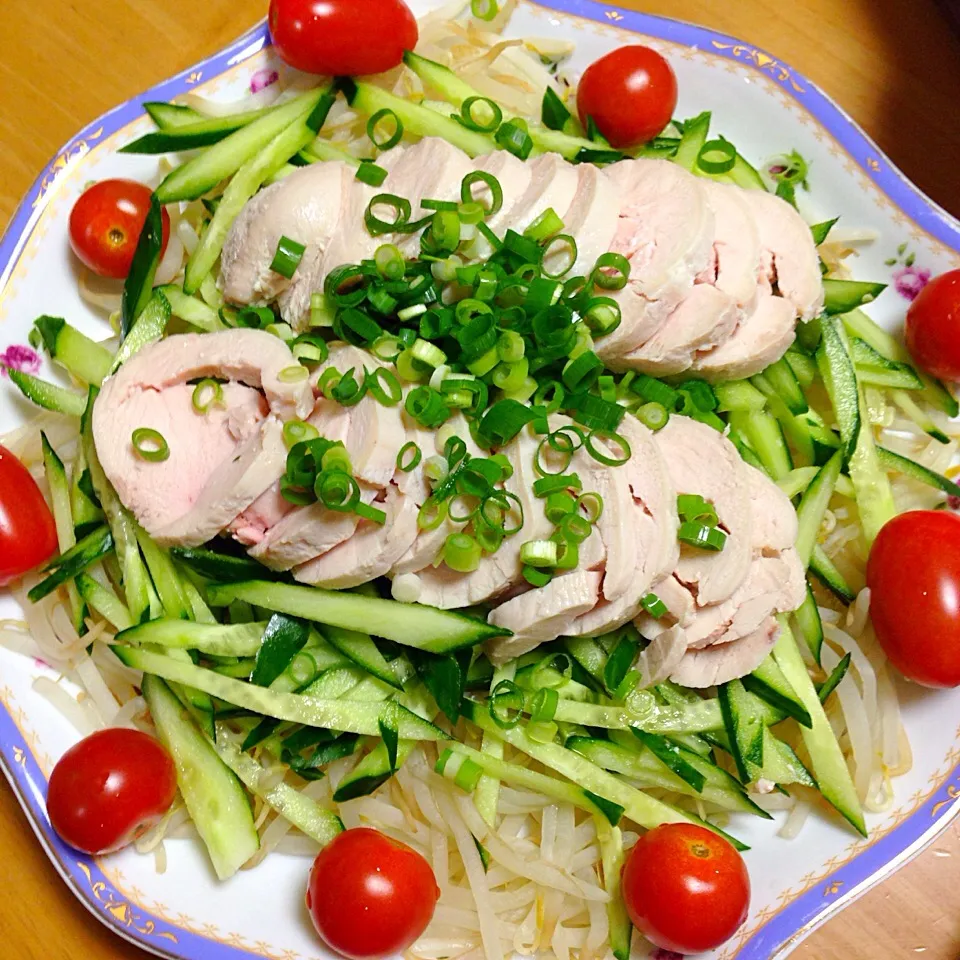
[1,2,959,958]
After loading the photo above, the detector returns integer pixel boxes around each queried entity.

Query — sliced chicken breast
[699,180,762,309]
[502,152,580,237]
[670,617,780,688]
[469,151,536,259]
[556,162,620,279]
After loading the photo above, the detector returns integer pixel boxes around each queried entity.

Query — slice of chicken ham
[93,330,311,548]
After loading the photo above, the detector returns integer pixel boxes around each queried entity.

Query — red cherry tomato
[867,510,960,687]
[269,0,419,77]
[68,179,170,280]
[306,827,439,959]
[905,269,960,381]
[621,822,750,955]
[577,45,678,149]
[0,445,58,587]
[46,728,177,855]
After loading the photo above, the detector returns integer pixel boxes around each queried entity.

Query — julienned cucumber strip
[822,278,887,316]
[112,646,448,741]
[323,625,403,691]
[206,581,507,652]
[76,574,133,631]
[672,111,710,173]
[334,739,416,802]
[891,390,950,445]
[547,694,725,733]
[135,525,191,620]
[142,675,260,879]
[183,92,334,294]
[341,79,495,158]
[121,193,165,336]
[156,285,222,332]
[816,318,860,462]
[112,291,171,372]
[33,316,113,386]
[122,105,276,154]
[212,733,343,847]
[810,546,856,603]
[170,546,275,583]
[596,817,632,960]
[877,446,960,498]
[847,384,897,545]
[156,89,327,203]
[116,619,267,656]
[742,654,813,728]
[474,661,516,827]
[27,525,113,603]
[772,618,866,835]
[462,700,747,849]
[8,369,87,416]
[794,451,842,568]
[144,102,205,128]
[793,580,824,665]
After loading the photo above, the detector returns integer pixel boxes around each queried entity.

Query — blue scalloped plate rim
[1,3,959,959]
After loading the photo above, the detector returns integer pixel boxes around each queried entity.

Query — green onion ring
[131,427,169,462]
[396,441,422,473]
[460,171,503,218]
[459,96,503,133]
[366,108,404,150]
[489,679,524,729]
[585,429,631,466]
[191,378,224,413]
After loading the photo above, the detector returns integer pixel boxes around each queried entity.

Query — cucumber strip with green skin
[302,136,362,166]
[785,347,818,388]
[546,694,724,733]
[112,291,171,372]
[728,429,767,473]
[324,624,403,691]
[333,739,416,801]
[891,390,950,445]
[810,217,839,245]
[76,573,133,631]
[816,318,860,462]
[178,575,218,624]
[70,451,104,537]
[753,728,816,787]
[714,380,767,413]
[755,358,808,414]
[156,285,222,332]
[142,675,260,879]
[251,614,309,687]
[135,525,191,619]
[672,111,710,173]
[793,580,824,664]
[877,446,960,498]
[121,194,165,335]
[718,680,765,782]
[810,546,856,603]
[474,661,516,827]
[562,635,607,684]
[341,79,495,158]
[573,733,770,818]
[41,433,86,631]
[773,618,865,835]
[8,369,87,416]
[403,51,481,105]
[719,153,768,191]
[742,654,813,727]
[28,525,113,603]
[168,681,217,739]
[210,659,256,679]
[171,547,274,583]
[156,89,328,203]
[795,451,842,568]
[214,732,344,846]
[822,278,887,316]
[122,106,276,153]
[847,384,897,544]
[183,92,334,293]
[463,700,747,848]
[818,652,852,703]
[777,466,855,501]
[848,337,923,390]
[144,102,205,129]
[595,817,632,960]
[631,730,705,791]
[81,392,150,622]
[112,646,448,740]
[116,619,267,656]
[207,580,507,652]
[729,410,793,479]
[33,316,113,386]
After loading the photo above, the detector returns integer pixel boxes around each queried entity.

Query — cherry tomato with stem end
[269,0,419,77]
[0,445,58,587]
[577,45,678,149]
[306,827,439,959]
[904,269,960,381]
[46,728,177,855]
[867,510,960,687]
[68,179,170,280]
[621,822,750,955]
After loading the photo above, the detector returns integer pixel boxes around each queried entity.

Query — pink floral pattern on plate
[885,242,931,301]
[0,344,40,376]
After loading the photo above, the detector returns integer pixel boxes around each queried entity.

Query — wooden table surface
[2,1,960,958]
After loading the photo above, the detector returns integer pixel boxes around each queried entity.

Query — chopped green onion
[697,138,737,175]
[540,234,578,280]
[444,533,483,572]
[637,401,669,431]
[497,330,525,363]
[335,308,382,346]
[531,687,559,722]
[330,367,367,406]
[371,334,404,362]
[533,474,581,497]
[598,375,616,403]
[405,385,450,428]
[325,264,369,307]
[131,427,169,462]
[397,442,422,473]
[321,444,352,475]
[591,252,631,291]
[545,491,576,524]
[356,160,388,187]
[541,86,572,131]
[234,305,275,328]
[269,235,306,279]
[292,333,329,366]
[366,108,404,150]
[365,194,412,235]
[411,338,447,368]
[491,358,530,393]
[458,202,485,226]
[374,244,405,281]
[315,469,360,512]
[677,379,718,412]
[418,496,448,531]
[584,429,631,466]
[352,502,385,524]
[677,520,727,551]
[283,419,320,449]
[640,593,667,622]
[458,96,503,133]
[583,296,621,335]
[496,120,533,160]
[431,210,461,252]
[520,539,558,568]
[191,378,224,413]
[523,566,552,587]
[471,0,499,19]
[677,493,718,525]
[461,171,503,218]
[365,367,402,406]
[398,303,428,322]
[489,678,523,728]
[477,398,543,446]
[278,365,309,383]
[562,350,603,392]
[575,491,604,523]
[524,208,564,242]
[559,513,592,544]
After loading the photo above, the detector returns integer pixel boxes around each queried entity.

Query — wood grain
[1,1,959,958]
